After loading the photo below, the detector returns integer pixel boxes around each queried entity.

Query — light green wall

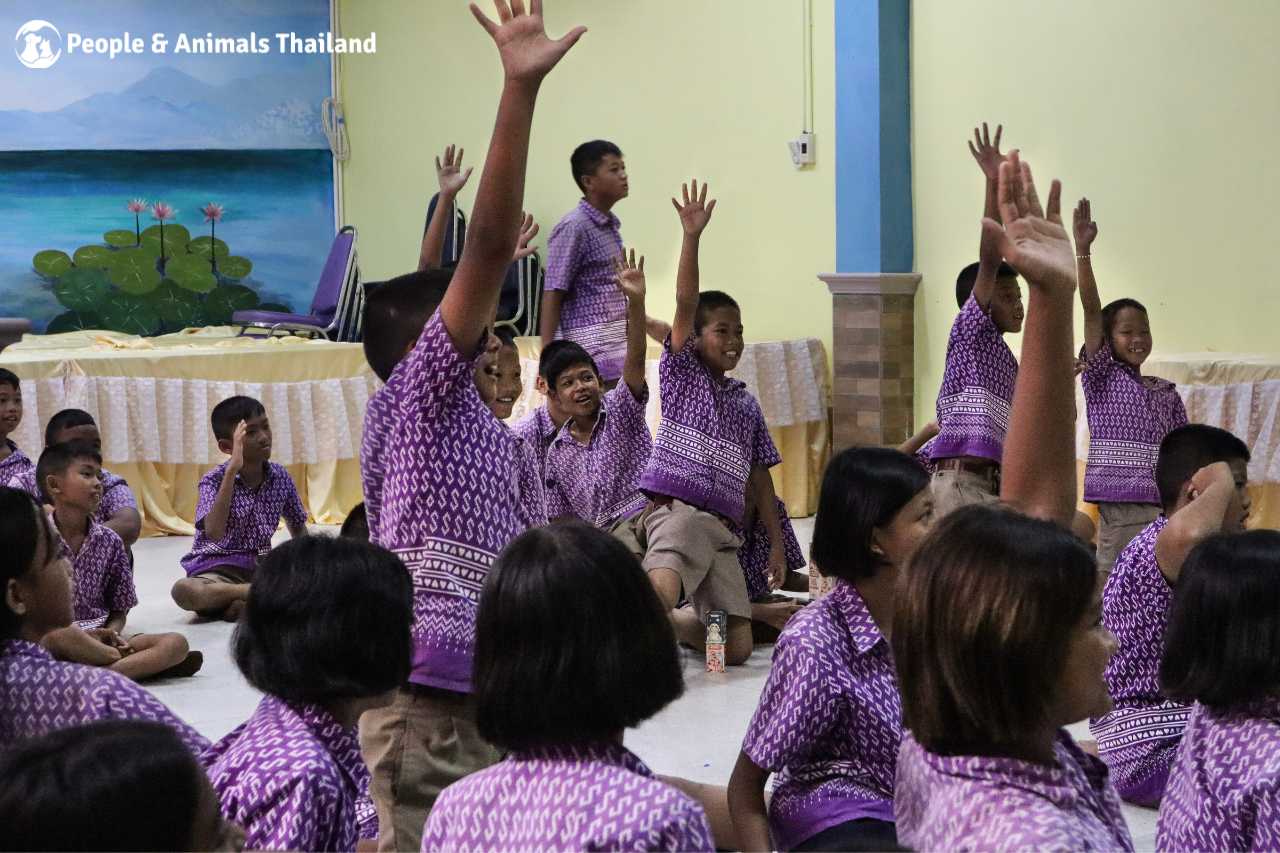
[336,0,836,353]
[912,0,1280,424]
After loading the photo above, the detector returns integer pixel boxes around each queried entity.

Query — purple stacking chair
[233,226,362,341]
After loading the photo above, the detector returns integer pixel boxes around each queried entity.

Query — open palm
[615,248,646,300]
[470,0,586,83]
[968,122,1005,181]
[982,152,1075,291]
[1073,197,1098,252]
[436,144,472,196]
[671,179,717,237]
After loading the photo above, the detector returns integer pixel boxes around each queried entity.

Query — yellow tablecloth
[2,329,831,536]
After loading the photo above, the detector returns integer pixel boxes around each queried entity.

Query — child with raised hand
[0,368,34,486]
[729,447,932,852]
[171,396,307,621]
[36,442,199,681]
[1073,198,1188,575]
[421,523,715,851]
[0,720,245,852]
[1156,531,1280,850]
[357,2,585,848]
[206,536,411,852]
[477,326,549,530]
[1090,424,1251,807]
[9,408,142,548]
[0,486,208,754]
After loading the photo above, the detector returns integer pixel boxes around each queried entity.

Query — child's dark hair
[36,441,101,503]
[494,325,518,348]
[0,720,206,852]
[893,504,1097,756]
[955,261,1018,309]
[44,409,95,446]
[362,269,453,382]
[1161,531,1280,710]
[0,486,57,638]
[340,502,369,540]
[538,340,598,389]
[210,395,266,443]
[474,523,683,750]
[1100,298,1148,343]
[811,447,929,581]
[1156,424,1250,513]
[233,535,412,704]
[0,367,19,392]
[570,140,622,193]
[694,290,740,334]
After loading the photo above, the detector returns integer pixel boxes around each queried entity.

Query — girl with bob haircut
[0,720,245,852]
[728,446,932,852]
[421,522,716,852]
[1156,531,1280,850]
[0,486,206,754]
[205,535,412,852]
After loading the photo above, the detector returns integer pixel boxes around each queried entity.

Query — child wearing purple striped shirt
[172,396,308,622]
[36,442,199,682]
[1074,199,1189,575]
[207,536,410,852]
[1157,531,1280,850]
[729,447,933,852]
[480,326,548,529]
[0,486,208,756]
[357,4,586,849]
[1091,424,1251,807]
[421,523,716,852]
[0,368,35,488]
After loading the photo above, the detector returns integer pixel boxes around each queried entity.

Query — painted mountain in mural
[0,67,326,151]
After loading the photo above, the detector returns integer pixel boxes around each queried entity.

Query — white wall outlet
[788,132,815,168]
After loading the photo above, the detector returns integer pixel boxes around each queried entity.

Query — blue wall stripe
[877,0,913,273]
[834,0,881,273]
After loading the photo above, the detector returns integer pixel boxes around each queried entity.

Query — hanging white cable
[800,0,809,132]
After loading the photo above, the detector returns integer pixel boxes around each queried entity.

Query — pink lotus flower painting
[151,201,175,260]
[201,202,224,271]
[126,198,147,245]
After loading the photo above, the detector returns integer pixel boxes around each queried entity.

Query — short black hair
[955,261,1018,309]
[538,340,598,389]
[0,367,18,392]
[1156,424,1250,513]
[1101,298,1148,342]
[474,523,683,750]
[1162,531,1280,710]
[362,268,453,382]
[36,441,101,503]
[0,720,204,852]
[811,447,929,581]
[44,408,95,447]
[0,486,57,639]
[694,290,740,334]
[339,502,368,540]
[233,535,412,704]
[570,140,622,193]
[210,395,266,443]
[494,325,517,348]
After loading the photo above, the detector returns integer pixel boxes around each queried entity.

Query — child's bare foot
[150,650,204,680]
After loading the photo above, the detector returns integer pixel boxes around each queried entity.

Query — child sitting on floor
[171,395,308,621]
[0,368,34,487]
[36,442,199,681]
[478,326,548,529]
[9,408,142,548]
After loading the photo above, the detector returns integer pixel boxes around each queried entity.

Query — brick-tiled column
[818,273,921,450]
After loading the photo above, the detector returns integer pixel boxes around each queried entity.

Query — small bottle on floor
[705,610,727,673]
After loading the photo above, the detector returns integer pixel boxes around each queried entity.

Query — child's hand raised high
[228,420,247,474]
[981,151,1075,292]
[614,248,646,302]
[1073,197,1098,255]
[513,212,539,261]
[470,0,586,86]
[671,179,717,238]
[968,122,1005,181]
[436,145,473,198]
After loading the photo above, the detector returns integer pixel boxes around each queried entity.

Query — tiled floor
[128,517,1157,849]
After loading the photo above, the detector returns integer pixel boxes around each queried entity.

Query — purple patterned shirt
[512,430,548,529]
[205,695,370,853]
[361,310,522,693]
[0,440,34,486]
[1082,345,1188,505]
[742,580,901,850]
[639,335,781,527]
[57,517,136,630]
[513,405,558,464]
[895,730,1134,852]
[0,639,208,754]
[545,200,627,382]
[1157,700,1280,852]
[738,497,807,602]
[930,294,1019,463]
[544,382,652,527]
[1090,516,1189,805]
[180,460,306,577]
[420,741,715,852]
[9,467,137,524]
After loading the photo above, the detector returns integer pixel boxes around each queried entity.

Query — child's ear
[216,437,233,455]
[535,376,549,396]
[42,473,60,498]
[5,577,26,617]
[868,528,888,560]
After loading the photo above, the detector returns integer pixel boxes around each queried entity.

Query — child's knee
[725,619,753,666]
[156,632,189,659]
[170,578,197,608]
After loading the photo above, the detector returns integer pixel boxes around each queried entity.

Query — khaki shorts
[189,566,250,585]
[1096,502,1160,579]
[359,685,502,853]
[617,499,751,620]
[930,467,1000,519]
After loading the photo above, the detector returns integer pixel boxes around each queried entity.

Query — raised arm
[614,248,648,397]
[203,421,246,542]
[1155,462,1238,583]
[418,145,473,271]
[991,153,1079,527]
[442,0,586,355]
[898,420,940,456]
[968,122,1005,223]
[1073,197,1104,356]
[669,179,717,352]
